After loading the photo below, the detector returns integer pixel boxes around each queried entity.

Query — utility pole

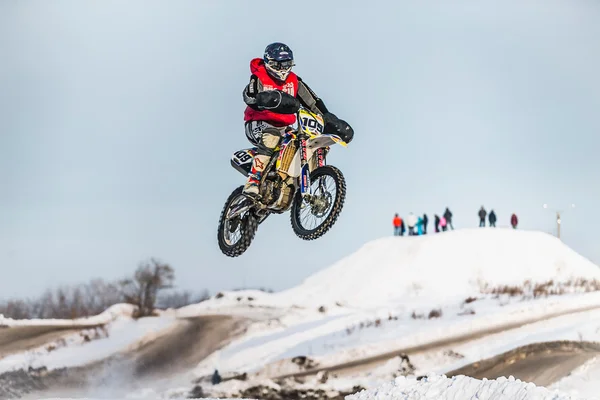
[543,204,575,240]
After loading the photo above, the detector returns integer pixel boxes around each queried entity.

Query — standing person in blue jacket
[417,216,424,235]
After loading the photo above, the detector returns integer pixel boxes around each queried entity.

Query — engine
[260,172,295,212]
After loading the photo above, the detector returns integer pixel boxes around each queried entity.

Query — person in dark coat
[434,214,441,233]
[443,208,454,230]
[511,213,518,229]
[212,369,222,385]
[488,210,497,227]
[422,214,429,234]
[478,206,487,227]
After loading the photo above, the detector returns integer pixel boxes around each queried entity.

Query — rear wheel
[217,186,258,257]
[290,165,346,240]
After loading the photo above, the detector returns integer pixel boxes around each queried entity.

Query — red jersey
[244,58,298,127]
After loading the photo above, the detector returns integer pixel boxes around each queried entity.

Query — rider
[242,42,354,198]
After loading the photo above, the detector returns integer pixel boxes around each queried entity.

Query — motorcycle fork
[299,134,312,200]
[315,147,329,195]
[316,147,327,168]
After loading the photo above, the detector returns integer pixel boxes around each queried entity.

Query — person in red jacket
[511,213,518,229]
[241,42,354,198]
[393,214,402,236]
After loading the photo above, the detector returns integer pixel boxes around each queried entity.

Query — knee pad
[256,131,281,156]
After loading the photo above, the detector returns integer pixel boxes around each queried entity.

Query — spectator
[406,212,418,236]
[511,213,518,229]
[489,210,497,227]
[440,215,448,231]
[478,206,487,227]
[212,369,222,385]
[393,213,402,236]
[423,213,429,234]
[417,216,424,235]
[434,214,441,233]
[443,207,454,229]
[401,218,406,236]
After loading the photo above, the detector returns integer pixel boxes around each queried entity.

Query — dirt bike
[217,106,349,257]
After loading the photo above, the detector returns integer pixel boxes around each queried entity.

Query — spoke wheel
[217,186,258,257]
[290,165,346,240]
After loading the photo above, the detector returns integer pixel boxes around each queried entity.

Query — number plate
[232,149,255,166]
[299,109,325,136]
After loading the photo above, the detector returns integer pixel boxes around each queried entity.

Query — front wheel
[217,186,258,257]
[290,165,346,240]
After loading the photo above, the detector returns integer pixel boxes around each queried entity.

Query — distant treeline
[0,258,273,320]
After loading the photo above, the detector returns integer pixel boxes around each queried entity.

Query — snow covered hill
[188,228,600,313]
[4,228,600,399]
[184,229,600,399]
[273,228,600,308]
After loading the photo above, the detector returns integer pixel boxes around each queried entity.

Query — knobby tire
[290,165,346,240]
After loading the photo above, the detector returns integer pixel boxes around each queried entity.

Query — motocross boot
[243,153,271,198]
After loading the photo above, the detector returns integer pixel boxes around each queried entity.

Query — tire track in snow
[271,303,600,379]
[445,340,600,386]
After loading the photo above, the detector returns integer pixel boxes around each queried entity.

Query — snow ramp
[274,228,600,308]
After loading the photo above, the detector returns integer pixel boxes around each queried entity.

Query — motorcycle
[217,106,349,257]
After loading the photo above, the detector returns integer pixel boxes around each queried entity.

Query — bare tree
[232,286,274,293]
[32,290,56,319]
[120,258,175,317]
[0,300,30,320]
[194,289,211,303]
[156,288,211,309]
[0,259,216,320]
[157,290,192,309]
[84,278,123,315]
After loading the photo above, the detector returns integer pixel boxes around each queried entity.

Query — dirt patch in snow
[0,315,249,398]
[445,340,600,386]
[130,314,247,378]
[196,375,366,400]
[0,325,104,359]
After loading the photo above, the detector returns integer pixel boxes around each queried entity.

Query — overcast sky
[1,0,599,299]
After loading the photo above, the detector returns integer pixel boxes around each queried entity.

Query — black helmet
[263,42,295,82]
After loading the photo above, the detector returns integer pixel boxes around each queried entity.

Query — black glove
[324,112,354,143]
[255,90,300,114]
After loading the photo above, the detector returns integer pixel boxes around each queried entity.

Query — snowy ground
[551,356,600,399]
[40,376,597,400]
[188,292,600,378]
[0,303,137,327]
[347,375,594,400]
[0,306,178,375]
[187,230,600,369]
[3,228,600,399]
